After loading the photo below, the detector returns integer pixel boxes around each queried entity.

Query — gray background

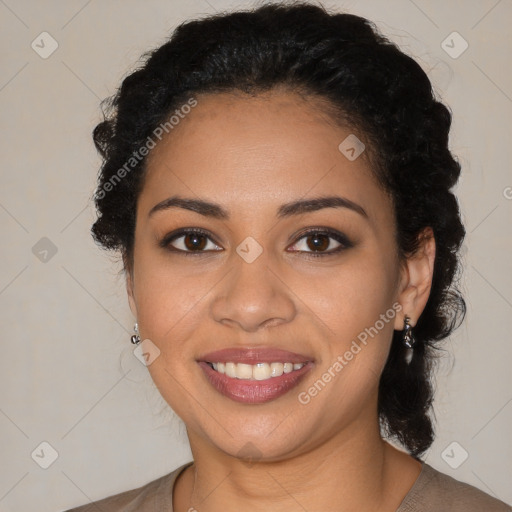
[0,0,511,510]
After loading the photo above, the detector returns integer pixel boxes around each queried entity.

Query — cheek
[134,260,208,418]
[132,246,207,354]
[301,252,399,394]
[137,276,206,350]
[306,254,397,335]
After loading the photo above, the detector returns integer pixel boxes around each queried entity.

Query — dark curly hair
[90,0,466,458]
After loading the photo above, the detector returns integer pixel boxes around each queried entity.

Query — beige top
[64,461,511,511]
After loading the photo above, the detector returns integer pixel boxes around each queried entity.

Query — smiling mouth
[205,361,307,380]
[198,360,313,404]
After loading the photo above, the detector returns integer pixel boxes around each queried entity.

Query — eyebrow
[148,194,368,220]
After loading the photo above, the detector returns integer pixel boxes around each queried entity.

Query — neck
[176,415,419,512]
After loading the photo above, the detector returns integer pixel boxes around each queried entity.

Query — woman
[65,2,511,511]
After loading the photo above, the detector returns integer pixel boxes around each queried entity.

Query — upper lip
[197,347,313,364]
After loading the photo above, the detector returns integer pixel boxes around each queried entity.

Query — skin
[125,88,436,512]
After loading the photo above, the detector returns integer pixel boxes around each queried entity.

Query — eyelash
[159,227,353,258]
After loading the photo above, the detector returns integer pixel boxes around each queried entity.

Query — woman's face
[127,89,413,461]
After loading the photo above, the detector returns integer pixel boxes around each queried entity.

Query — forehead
[139,90,388,223]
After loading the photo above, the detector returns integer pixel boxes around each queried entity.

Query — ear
[124,256,138,318]
[394,227,436,330]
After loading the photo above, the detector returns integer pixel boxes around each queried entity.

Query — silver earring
[403,315,416,348]
[130,322,141,345]
[403,316,415,365]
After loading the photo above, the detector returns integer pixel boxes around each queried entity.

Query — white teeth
[253,363,271,380]
[225,362,236,378]
[209,361,306,380]
[270,362,283,377]
[236,363,253,379]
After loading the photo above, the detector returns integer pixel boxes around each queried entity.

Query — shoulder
[61,461,193,512]
[397,462,511,512]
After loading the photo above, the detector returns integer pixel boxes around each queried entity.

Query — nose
[210,251,296,333]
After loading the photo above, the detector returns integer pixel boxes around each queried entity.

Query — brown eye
[182,232,208,251]
[160,228,222,255]
[288,229,353,257]
[305,233,331,252]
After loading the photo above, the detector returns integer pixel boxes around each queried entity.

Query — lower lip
[198,361,313,404]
